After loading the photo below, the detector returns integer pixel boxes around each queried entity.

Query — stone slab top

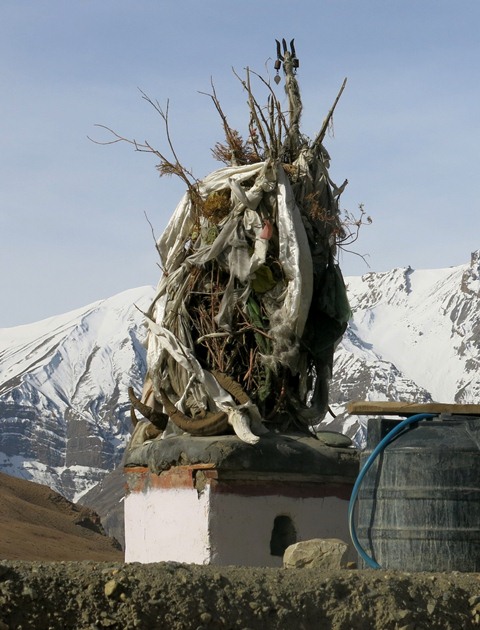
[123,431,359,481]
[348,400,480,416]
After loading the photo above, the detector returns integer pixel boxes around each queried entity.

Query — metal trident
[274,38,299,83]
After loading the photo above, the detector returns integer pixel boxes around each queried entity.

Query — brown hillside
[0,472,123,561]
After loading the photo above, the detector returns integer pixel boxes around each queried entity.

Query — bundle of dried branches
[94,41,370,440]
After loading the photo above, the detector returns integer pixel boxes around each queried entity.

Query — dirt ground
[0,560,479,630]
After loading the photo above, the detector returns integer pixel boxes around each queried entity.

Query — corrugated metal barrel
[357,415,480,571]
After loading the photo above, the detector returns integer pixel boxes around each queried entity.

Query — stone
[104,579,120,598]
[283,538,349,570]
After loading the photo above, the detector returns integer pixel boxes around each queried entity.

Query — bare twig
[313,77,347,149]
[199,80,241,165]
[245,68,278,154]
[246,67,289,141]
[87,124,144,148]
[232,67,270,156]
[90,91,204,217]
[144,211,163,262]
[139,92,196,181]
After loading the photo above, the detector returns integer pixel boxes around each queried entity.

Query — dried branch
[313,77,347,150]
[246,67,289,146]
[245,68,278,155]
[232,67,270,157]
[89,94,203,214]
[247,68,289,126]
[144,210,163,264]
[337,203,372,248]
[200,81,239,165]
[138,91,184,169]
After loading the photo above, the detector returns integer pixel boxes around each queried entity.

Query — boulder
[283,538,349,570]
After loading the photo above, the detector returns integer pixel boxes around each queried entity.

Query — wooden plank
[347,400,480,416]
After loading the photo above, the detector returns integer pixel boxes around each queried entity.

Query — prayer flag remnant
[128,41,362,445]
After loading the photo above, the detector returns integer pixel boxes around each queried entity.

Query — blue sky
[2,1,480,327]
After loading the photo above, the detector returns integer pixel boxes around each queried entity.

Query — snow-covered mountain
[2,252,480,501]
[326,251,480,442]
[0,286,153,501]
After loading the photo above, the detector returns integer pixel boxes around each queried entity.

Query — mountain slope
[324,251,480,444]
[351,252,480,402]
[0,472,123,561]
[0,286,153,501]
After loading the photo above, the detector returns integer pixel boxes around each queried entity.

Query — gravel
[1,561,480,629]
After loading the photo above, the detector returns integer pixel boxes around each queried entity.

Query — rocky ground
[0,560,479,629]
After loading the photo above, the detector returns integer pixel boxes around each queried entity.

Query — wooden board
[347,400,480,416]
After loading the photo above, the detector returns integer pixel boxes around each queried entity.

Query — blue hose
[348,412,436,569]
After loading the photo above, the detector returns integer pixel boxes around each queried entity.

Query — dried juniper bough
[128,41,362,444]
